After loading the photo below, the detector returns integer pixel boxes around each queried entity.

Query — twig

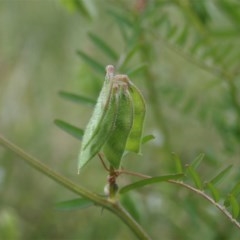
[152,31,240,121]
[98,153,110,172]
[168,180,240,230]
[0,134,151,240]
[105,166,240,230]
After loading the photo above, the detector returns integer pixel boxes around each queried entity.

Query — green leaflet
[229,195,240,219]
[119,174,184,194]
[55,198,94,211]
[54,119,84,140]
[103,88,133,169]
[205,182,220,202]
[78,65,146,171]
[126,83,146,153]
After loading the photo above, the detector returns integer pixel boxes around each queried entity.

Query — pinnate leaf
[191,153,204,170]
[61,0,91,19]
[186,165,203,189]
[171,152,183,173]
[77,50,105,74]
[205,182,220,202]
[229,195,240,219]
[119,44,141,70]
[88,32,118,61]
[59,91,96,106]
[119,174,183,194]
[55,198,94,211]
[126,63,147,78]
[54,119,84,140]
[142,134,155,145]
[120,194,141,222]
[230,181,240,197]
[209,165,232,185]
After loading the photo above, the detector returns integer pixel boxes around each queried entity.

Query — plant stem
[153,31,240,131]
[0,134,151,240]
[176,0,208,36]
[111,203,151,240]
[228,80,240,123]
[139,37,172,156]
[117,167,240,230]
[168,180,240,230]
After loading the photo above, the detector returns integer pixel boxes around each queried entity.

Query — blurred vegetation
[0,0,240,239]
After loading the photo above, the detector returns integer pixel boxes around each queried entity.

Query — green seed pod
[81,75,113,150]
[78,65,146,172]
[78,92,117,171]
[78,71,117,171]
[103,86,133,169]
[126,83,146,154]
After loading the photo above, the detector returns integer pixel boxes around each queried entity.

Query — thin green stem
[119,169,150,179]
[168,180,240,230]
[139,38,172,155]
[153,31,233,80]
[117,168,240,230]
[228,81,240,123]
[0,134,151,240]
[152,31,240,128]
[175,0,208,36]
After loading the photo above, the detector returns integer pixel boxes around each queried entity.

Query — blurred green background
[0,0,240,239]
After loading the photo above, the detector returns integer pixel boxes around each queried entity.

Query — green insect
[78,65,146,172]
